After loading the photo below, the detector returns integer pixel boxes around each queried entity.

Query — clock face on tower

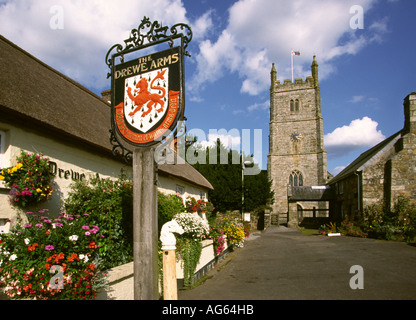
[291,132,303,142]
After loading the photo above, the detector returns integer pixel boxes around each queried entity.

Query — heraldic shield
[112,46,182,147]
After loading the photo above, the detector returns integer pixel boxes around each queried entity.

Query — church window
[290,99,300,112]
[289,170,303,187]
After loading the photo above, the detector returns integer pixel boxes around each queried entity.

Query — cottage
[0,35,213,233]
[328,93,416,221]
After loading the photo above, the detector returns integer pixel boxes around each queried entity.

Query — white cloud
[332,166,346,175]
[247,100,269,112]
[190,0,386,96]
[191,10,214,41]
[0,0,392,97]
[197,132,241,150]
[349,95,366,103]
[0,0,189,91]
[324,116,386,156]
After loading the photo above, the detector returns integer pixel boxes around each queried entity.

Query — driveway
[179,226,416,300]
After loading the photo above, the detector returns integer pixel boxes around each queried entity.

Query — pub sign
[112,46,183,147]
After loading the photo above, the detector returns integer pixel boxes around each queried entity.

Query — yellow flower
[36,188,42,193]
[0,175,4,180]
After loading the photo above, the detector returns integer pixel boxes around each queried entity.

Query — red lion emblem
[127,69,167,118]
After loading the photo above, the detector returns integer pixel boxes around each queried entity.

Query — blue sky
[1,0,415,176]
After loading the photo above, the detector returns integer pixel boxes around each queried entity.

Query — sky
[0,0,415,177]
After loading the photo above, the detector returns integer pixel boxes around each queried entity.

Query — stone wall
[330,93,416,221]
[96,238,233,300]
[389,93,416,206]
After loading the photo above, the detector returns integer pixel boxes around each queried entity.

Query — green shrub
[64,172,133,269]
[363,195,416,242]
[340,220,368,238]
[158,192,185,234]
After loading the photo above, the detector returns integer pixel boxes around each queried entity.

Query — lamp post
[241,154,253,220]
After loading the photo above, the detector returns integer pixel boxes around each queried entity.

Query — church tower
[267,56,327,224]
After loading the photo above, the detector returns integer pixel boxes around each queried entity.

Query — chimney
[101,89,111,105]
[404,92,416,134]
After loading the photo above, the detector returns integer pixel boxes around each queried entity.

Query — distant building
[267,54,416,227]
[328,93,416,222]
[267,57,328,227]
[0,36,213,233]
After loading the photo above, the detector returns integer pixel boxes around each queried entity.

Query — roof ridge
[328,130,402,184]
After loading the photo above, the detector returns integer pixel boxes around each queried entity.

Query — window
[289,170,303,187]
[290,99,300,112]
[338,181,344,194]
[0,219,5,234]
[200,191,206,200]
[176,185,184,196]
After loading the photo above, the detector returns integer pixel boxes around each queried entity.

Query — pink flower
[45,245,54,251]
[85,231,91,236]
[82,225,89,230]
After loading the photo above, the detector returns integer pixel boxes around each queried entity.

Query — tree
[244,170,274,212]
[191,139,273,213]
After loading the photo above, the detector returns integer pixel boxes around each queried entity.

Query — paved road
[179,226,416,300]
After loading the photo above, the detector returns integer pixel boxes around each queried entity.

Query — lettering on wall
[49,161,87,181]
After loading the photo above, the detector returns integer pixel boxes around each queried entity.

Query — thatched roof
[0,35,213,190]
[158,155,213,190]
[0,35,110,152]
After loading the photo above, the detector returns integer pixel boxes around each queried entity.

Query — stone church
[267,56,328,227]
[267,55,416,227]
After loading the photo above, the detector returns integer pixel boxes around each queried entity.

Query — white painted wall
[0,121,210,232]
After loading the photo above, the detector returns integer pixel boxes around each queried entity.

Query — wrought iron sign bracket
[105,16,192,78]
[106,16,192,163]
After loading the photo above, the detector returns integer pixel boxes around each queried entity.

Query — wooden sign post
[132,147,158,300]
[160,220,184,300]
[106,17,192,300]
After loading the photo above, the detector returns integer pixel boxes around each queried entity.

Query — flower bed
[0,209,106,300]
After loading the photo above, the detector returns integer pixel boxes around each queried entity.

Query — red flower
[27,243,39,252]
[88,241,97,249]
[55,252,65,263]
[67,253,79,262]
[23,283,32,292]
